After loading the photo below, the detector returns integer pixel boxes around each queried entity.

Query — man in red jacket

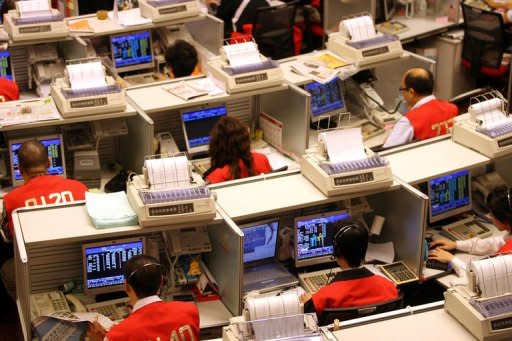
[0,139,88,300]
[383,68,458,148]
[88,255,200,341]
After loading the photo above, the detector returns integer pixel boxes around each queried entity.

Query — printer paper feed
[469,98,509,127]
[223,42,261,67]
[321,128,366,163]
[340,15,376,42]
[66,62,107,90]
[85,191,139,229]
[145,156,190,189]
[17,0,51,17]
[471,255,512,298]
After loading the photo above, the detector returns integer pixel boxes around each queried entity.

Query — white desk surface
[334,307,476,340]
[197,300,233,329]
[382,138,490,185]
[395,16,461,44]
[215,173,399,221]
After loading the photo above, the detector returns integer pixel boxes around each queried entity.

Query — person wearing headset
[87,255,200,341]
[429,186,512,277]
[300,221,398,317]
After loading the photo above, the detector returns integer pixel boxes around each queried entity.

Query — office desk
[396,16,462,44]
[381,137,490,185]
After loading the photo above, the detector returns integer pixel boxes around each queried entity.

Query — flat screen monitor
[241,218,279,264]
[0,50,14,81]
[83,236,145,296]
[304,78,347,123]
[294,210,352,268]
[181,105,228,155]
[111,30,154,73]
[9,134,66,187]
[428,169,471,223]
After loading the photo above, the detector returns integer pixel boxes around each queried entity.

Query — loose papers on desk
[320,128,366,163]
[165,81,208,101]
[66,62,107,90]
[85,191,138,228]
[0,97,61,127]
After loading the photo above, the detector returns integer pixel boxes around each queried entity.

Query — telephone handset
[30,291,86,318]
[167,226,212,256]
[359,83,401,127]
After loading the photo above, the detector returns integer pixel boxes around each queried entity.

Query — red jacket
[498,239,512,254]
[406,99,458,141]
[4,175,87,237]
[305,267,398,316]
[0,78,19,102]
[207,152,272,184]
[107,301,200,341]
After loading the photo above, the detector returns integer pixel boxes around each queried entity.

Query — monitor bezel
[294,209,351,268]
[9,134,66,187]
[240,217,280,265]
[304,77,347,123]
[180,104,228,156]
[0,50,14,82]
[110,30,154,74]
[428,169,472,224]
[82,236,146,296]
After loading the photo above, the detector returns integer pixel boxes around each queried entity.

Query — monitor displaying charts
[111,30,154,73]
[428,169,471,223]
[304,78,347,123]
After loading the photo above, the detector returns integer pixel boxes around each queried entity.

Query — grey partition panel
[259,86,310,156]
[367,182,428,275]
[494,156,512,185]
[373,53,436,111]
[186,14,224,56]
[324,0,375,34]
[203,217,243,316]
[123,112,154,171]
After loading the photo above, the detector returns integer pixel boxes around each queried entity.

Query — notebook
[242,218,298,294]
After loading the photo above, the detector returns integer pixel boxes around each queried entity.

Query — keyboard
[441,217,492,241]
[192,158,211,176]
[86,297,131,322]
[243,263,298,293]
[299,268,340,294]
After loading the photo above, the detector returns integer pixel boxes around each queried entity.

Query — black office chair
[460,1,510,92]
[251,1,299,60]
[318,293,404,326]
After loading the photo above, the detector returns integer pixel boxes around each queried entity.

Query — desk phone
[379,261,418,285]
[441,217,492,241]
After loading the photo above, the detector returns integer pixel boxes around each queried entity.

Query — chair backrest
[252,1,298,60]
[319,293,404,326]
[461,1,506,73]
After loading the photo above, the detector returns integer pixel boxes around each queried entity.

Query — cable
[361,89,402,115]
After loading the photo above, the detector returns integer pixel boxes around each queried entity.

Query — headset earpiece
[507,188,512,209]
[332,224,356,258]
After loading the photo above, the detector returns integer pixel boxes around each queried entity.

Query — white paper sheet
[17,0,51,17]
[66,62,107,90]
[340,15,376,42]
[108,8,152,26]
[321,128,366,163]
[223,42,261,67]
[366,241,394,264]
[145,155,190,189]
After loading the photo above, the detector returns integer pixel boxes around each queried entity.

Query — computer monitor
[241,218,279,264]
[82,236,145,296]
[0,50,14,81]
[110,30,154,73]
[294,210,352,268]
[304,78,347,123]
[428,169,472,224]
[9,134,66,187]
[180,105,228,155]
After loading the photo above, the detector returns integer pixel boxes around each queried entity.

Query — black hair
[164,39,198,78]
[1,0,15,18]
[404,68,434,96]
[123,255,162,298]
[488,186,512,229]
[332,221,368,268]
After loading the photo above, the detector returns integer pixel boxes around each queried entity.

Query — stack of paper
[340,15,376,42]
[320,128,366,163]
[145,155,190,189]
[222,42,261,66]
[66,62,106,90]
[16,0,52,18]
[85,191,139,229]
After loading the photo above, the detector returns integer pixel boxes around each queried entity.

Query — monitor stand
[95,291,128,302]
[310,118,337,130]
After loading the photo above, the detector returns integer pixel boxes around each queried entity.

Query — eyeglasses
[398,87,409,92]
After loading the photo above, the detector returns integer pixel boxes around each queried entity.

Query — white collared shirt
[383,95,436,148]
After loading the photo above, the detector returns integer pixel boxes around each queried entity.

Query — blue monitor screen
[0,51,13,81]
[181,106,227,151]
[10,136,65,183]
[304,78,346,119]
[295,211,351,264]
[111,30,153,70]
[242,220,279,264]
[84,239,144,292]
[429,169,471,222]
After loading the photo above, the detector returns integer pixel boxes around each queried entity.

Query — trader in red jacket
[301,221,398,317]
[0,139,87,300]
[88,255,200,341]
[383,68,458,148]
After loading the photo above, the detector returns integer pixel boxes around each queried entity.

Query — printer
[326,14,403,67]
[452,92,512,158]
[223,293,322,341]
[3,0,67,42]
[300,129,392,197]
[207,41,284,94]
[127,154,216,227]
[51,60,126,118]
[444,254,512,341]
[139,0,200,23]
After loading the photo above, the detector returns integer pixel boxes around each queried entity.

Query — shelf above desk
[395,16,462,44]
